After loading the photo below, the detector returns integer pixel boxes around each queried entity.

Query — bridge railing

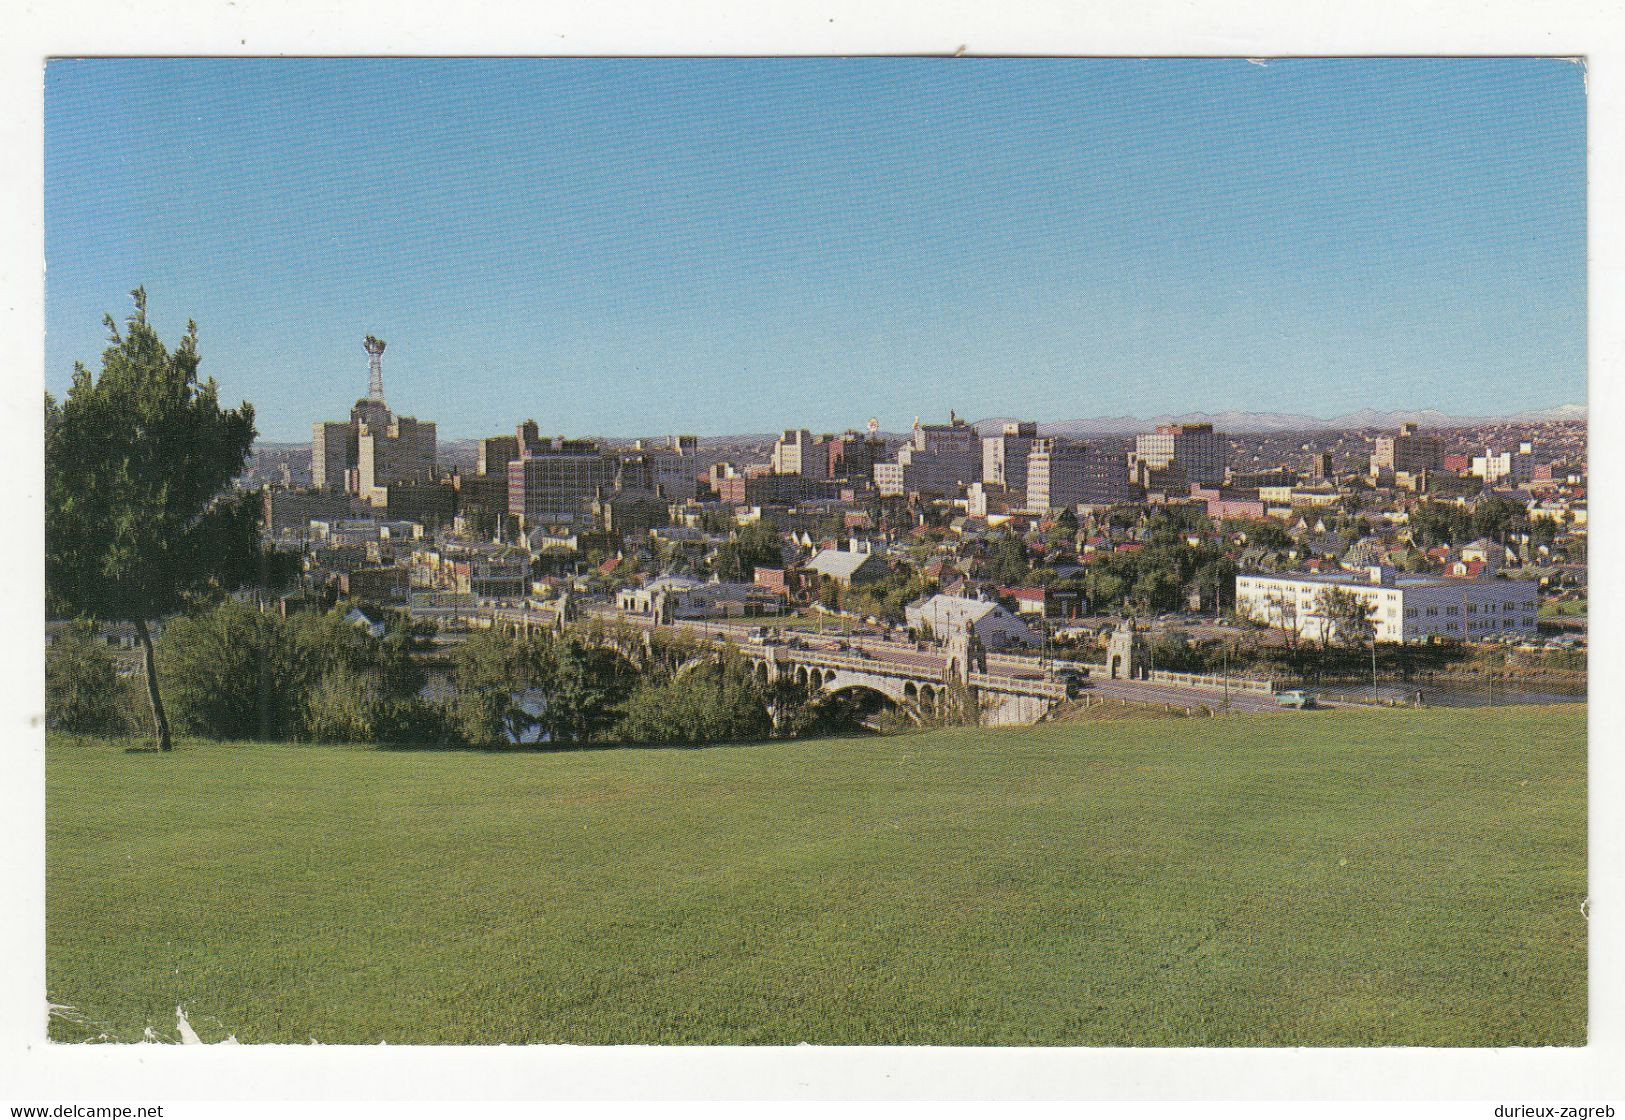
[749,647,1064,698]
[968,672,1068,700]
[1147,669,1275,695]
[430,610,1069,700]
[775,649,946,683]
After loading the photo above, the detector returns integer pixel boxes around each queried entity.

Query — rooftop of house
[805,549,884,580]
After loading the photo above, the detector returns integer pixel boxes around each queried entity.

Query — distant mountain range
[970,403,1586,438]
[253,404,1584,450]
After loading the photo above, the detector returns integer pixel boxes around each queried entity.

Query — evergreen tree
[45,290,262,750]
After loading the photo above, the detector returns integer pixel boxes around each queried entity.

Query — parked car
[1275,689,1317,710]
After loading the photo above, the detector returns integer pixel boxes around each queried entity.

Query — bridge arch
[821,682,911,726]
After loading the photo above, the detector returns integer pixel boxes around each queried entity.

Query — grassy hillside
[46,706,1586,1046]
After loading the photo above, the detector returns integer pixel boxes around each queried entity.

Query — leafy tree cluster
[985,535,1035,586]
[710,521,784,582]
[1077,536,1237,617]
[832,569,940,622]
[1222,519,1294,553]
[450,629,636,747]
[616,654,774,745]
[157,602,439,744]
[45,625,141,736]
[1315,586,1378,647]
[1407,498,1531,549]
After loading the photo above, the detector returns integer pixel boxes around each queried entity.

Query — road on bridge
[574,606,1286,712]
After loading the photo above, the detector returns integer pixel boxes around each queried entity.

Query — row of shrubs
[45,602,872,748]
[46,605,445,744]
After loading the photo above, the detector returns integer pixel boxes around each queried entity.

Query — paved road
[582,607,1288,708]
[430,602,1301,712]
[1082,676,1281,713]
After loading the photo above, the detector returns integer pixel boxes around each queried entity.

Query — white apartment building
[1235,567,1538,644]
[1471,442,1535,485]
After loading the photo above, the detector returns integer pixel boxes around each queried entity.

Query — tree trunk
[132,618,172,751]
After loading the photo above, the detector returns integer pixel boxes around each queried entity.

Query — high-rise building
[1131,423,1225,489]
[454,472,510,538]
[627,435,701,501]
[507,437,617,529]
[983,421,1038,495]
[1471,442,1536,485]
[876,413,982,498]
[826,431,885,482]
[478,435,520,477]
[1369,423,1444,478]
[311,422,356,490]
[310,337,437,504]
[358,415,436,505]
[1025,438,1132,511]
[771,429,825,477]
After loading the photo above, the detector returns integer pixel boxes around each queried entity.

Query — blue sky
[45,57,1586,441]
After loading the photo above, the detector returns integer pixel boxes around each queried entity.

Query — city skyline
[46,57,1586,442]
[262,391,1589,446]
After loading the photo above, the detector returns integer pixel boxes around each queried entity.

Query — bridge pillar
[1107,623,1145,680]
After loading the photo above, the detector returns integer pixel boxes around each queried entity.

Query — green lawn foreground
[46,705,1586,1046]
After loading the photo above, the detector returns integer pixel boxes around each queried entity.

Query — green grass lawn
[1539,597,1587,619]
[46,705,1586,1046]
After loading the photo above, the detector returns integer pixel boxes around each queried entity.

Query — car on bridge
[1053,667,1089,697]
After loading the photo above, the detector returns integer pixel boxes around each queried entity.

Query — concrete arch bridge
[469,607,1065,725]
[734,646,1065,726]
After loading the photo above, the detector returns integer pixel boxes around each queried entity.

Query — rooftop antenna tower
[363,335,387,402]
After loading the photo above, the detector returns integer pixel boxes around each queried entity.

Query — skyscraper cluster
[311,336,437,506]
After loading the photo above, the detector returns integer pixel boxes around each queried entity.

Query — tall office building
[478,434,520,477]
[1131,423,1225,489]
[771,429,825,477]
[1370,423,1444,478]
[311,421,356,490]
[311,337,436,504]
[876,413,982,498]
[1025,438,1132,511]
[826,430,885,482]
[1471,442,1536,485]
[629,435,702,501]
[982,421,1039,496]
[358,415,436,505]
[507,433,617,529]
